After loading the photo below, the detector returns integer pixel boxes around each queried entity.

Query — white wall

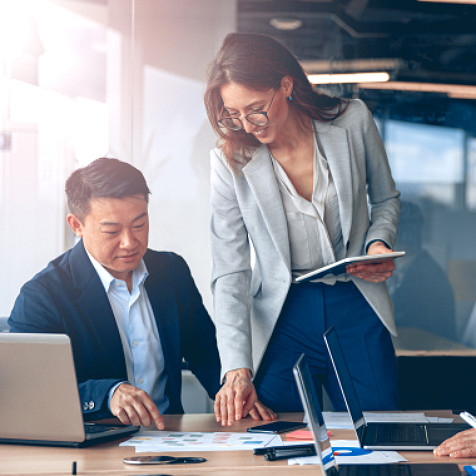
[0,0,236,317]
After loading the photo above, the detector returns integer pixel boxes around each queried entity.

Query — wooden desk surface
[1,412,474,475]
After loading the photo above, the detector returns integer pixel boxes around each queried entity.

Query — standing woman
[204,33,400,426]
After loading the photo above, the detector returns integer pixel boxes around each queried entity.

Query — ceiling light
[358,81,476,98]
[418,0,476,4]
[302,59,402,73]
[308,72,390,84]
[269,18,303,31]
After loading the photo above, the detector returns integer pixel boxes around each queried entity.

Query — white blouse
[271,132,348,284]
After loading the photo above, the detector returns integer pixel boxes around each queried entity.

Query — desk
[1,413,475,475]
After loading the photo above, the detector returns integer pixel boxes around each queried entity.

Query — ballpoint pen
[460,411,476,429]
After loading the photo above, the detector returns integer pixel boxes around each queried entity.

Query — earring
[288,95,293,102]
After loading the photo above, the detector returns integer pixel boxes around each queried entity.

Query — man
[8,157,222,429]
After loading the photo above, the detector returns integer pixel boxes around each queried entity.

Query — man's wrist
[107,381,129,410]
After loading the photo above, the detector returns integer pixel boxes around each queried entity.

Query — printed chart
[120,431,281,452]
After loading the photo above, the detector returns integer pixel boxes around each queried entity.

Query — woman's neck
[268,110,313,160]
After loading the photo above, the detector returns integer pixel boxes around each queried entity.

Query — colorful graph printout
[120,431,281,452]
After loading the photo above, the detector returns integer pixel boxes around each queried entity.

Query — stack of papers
[289,439,407,466]
[120,431,281,452]
[321,411,449,429]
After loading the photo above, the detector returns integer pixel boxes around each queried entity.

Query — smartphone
[247,421,306,434]
[123,455,206,465]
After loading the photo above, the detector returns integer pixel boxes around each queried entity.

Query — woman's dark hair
[204,32,347,166]
[65,157,150,221]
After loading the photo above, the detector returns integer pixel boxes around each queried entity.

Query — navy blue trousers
[254,281,398,412]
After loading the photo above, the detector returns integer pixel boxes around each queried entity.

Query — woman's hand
[248,400,277,422]
[433,429,476,458]
[346,241,395,283]
[214,368,257,426]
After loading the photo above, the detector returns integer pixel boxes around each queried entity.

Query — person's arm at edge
[434,429,476,458]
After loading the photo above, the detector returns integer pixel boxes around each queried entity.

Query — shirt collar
[85,249,149,293]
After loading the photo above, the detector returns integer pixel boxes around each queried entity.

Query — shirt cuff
[107,381,129,411]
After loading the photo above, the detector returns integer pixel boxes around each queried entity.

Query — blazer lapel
[313,120,353,247]
[70,241,127,377]
[242,146,291,269]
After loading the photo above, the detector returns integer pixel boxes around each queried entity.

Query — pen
[254,443,315,455]
[460,411,476,429]
[264,446,316,461]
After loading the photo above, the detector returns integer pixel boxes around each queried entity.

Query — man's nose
[120,230,136,248]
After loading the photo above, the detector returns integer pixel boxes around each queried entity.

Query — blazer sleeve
[209,148,254,379]
[357,100,400,249]
[171,254,221,399]
[9,279,124,420]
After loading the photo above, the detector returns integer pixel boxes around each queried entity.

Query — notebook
[323,326,468,450]
[0,333,139,447]
[293,353,461,475]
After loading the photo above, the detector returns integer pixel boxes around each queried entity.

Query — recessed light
[269,18,303,31]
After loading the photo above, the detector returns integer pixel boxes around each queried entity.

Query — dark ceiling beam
[238,1,476,36]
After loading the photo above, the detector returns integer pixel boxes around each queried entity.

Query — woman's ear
[281,76,294,97]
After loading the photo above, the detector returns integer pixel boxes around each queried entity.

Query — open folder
[293,251,406,283]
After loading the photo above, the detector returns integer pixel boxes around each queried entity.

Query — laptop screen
[293,353,338,474]
[324,326,366,433]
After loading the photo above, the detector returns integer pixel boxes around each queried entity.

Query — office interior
[1,0,476,414]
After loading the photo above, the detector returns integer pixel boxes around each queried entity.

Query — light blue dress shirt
[87,252,169,414]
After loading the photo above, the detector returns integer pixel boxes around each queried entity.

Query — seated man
[434,429,476,458]
[9,158,225,429]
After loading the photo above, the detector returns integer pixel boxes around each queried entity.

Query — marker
[460,411,476,429]
[72,461,77,475]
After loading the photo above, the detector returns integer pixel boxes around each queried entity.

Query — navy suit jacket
[9,240,221,418]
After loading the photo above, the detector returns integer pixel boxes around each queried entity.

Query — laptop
[323,326,468,450]
[293,353,461,475]
[0,333,139,447]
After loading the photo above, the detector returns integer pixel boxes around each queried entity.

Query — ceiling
[237,0,476,130]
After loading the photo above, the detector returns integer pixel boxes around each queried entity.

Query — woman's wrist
[225,368,252,384]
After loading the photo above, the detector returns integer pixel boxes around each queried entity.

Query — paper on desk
[427,416,454,423]
[288,439,407,466]
[120,431,281,452]
[321,412,430,429]
[364,412,429,423]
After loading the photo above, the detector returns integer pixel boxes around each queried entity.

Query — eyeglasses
[218,89,277,131]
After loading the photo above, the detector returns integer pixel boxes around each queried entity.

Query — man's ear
[67,214,84,238]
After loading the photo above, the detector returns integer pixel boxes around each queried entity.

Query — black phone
[247,421,306,434]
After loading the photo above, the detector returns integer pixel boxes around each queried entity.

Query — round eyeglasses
[218,89,277,131]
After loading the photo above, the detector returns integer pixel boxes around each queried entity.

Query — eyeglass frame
[218,88,278,131]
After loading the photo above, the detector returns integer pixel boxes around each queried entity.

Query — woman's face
[219,79,293,145]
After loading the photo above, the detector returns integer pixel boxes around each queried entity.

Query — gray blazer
[210,99,400,380]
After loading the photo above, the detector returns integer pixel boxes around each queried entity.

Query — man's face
[67,194,149,282]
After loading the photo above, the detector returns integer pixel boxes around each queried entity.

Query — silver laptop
[0,333,139,447]
[293,353,461,475]
[323,326,468,450]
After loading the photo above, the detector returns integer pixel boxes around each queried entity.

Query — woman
[204,33,400,426]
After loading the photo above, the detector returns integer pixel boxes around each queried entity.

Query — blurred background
[1,0,475,412]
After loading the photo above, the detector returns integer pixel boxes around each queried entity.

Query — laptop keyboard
[375,424,427,444]
[342,464,412,476]
[84,424,115,434]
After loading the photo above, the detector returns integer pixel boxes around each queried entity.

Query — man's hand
[109,383,164,429]
[214,368,257,426]
[346,241,395,283]
[434,429,476,458]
